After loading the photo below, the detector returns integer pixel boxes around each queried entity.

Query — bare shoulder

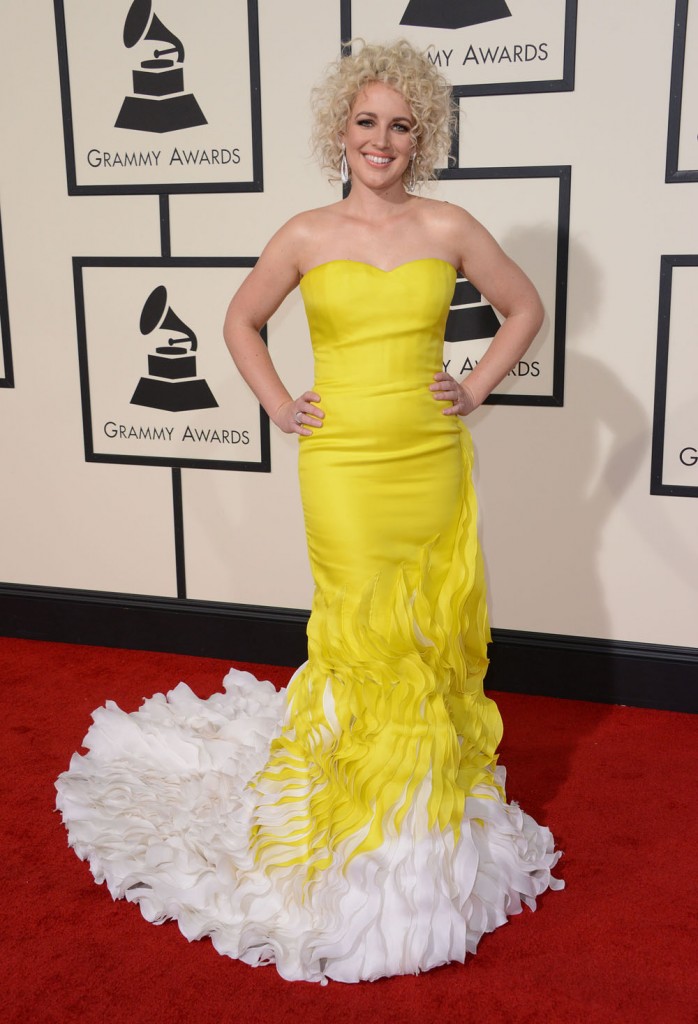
[417,199,541,316]
[261,203,344,267]
[417,196,487,240]
[227,209,334,322]
[283,204,341,235]
[264,209,319,252]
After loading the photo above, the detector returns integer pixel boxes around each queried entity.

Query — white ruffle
[56,668,563,984]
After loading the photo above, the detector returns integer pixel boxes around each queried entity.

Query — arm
[223,217,324,436]
[431,206,544,415]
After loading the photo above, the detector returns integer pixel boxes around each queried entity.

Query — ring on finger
[295,411,302,424]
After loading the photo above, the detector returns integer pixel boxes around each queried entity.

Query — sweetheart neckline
[300,257,458,280]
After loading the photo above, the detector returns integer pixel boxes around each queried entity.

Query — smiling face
[341,81,415,193]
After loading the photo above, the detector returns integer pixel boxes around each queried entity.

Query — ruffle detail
[251,428,502,876]
[56,667,563,985]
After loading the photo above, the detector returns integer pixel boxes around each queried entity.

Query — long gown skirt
[56,259,563,983]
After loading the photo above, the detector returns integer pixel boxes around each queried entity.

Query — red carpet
[1,637,696,1024]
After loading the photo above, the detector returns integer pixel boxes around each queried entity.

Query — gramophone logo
[130,285,218,412]
[55,0,262,192]
[443,273,543,394]
[401,0,512,29]
[344,0,575,97]
[445,276,500,344]
[75,259,269,469]
[435,168,568,403]
[115,0,207,133]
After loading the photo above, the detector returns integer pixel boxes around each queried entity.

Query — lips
[362,153,393,166]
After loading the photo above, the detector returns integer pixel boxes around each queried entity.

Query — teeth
[364,155,392,165]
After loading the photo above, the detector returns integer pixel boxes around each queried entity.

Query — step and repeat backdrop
[0,0,696,648]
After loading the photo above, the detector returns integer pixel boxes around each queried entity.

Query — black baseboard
[1,583,696,712]
[0,584,310,668]
[484,629,697,712]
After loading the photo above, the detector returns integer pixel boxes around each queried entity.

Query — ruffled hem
[56,667,563,984]
[260,425,502,876]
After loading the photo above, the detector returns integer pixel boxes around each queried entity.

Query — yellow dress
[56,258,563,984]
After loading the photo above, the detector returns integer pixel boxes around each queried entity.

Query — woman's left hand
[430,372,478,416]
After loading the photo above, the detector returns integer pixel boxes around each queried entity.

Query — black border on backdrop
[651,254,698,498]
[666,0,697,183]
[437,165,570,407]
[0,209,14,388]
[340,0,577,96]
[73,256,271,472]
[54,0,263,195]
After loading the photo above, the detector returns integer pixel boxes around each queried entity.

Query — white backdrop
[0,0,696,649]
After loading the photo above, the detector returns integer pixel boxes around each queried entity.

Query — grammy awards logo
[445,276,500,344]
[115,0,207,134]
[401,0,512,29]
[130,285,218,412]
[341,0,576,98]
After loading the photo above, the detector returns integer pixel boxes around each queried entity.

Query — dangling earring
[340,142,349,185]
[407,154,417,191]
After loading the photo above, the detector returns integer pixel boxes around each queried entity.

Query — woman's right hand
[275,391,324,436]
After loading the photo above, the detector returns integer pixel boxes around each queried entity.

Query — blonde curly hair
[311,39,456,189]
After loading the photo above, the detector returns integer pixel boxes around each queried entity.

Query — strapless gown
[56,258,563,984]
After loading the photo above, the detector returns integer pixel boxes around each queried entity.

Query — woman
[57,40,562,984]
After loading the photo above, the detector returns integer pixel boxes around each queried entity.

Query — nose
[373,123,391,149]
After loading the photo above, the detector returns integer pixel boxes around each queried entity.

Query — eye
[356,118,374,128]
[392,123,410,132]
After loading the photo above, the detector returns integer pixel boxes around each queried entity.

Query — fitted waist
[301,382,463,458]
[313,375,437,396]
[310,328,446,391]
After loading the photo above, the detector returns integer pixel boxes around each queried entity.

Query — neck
[343,179,413,219]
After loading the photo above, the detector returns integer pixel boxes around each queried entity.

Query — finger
[293,413,313,436]
[300,393,325,418]
[429,380,456,393]
[293,408,322,434]
[442,390,463,414]
[298,407,324,426]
